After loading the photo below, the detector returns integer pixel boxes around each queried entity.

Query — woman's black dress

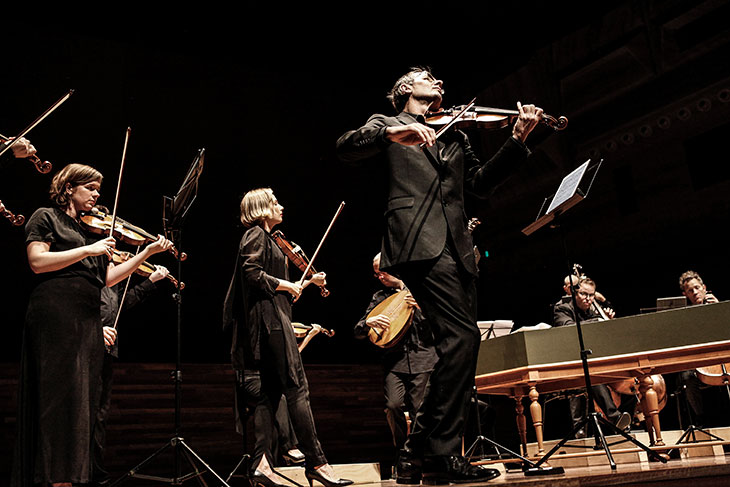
[12,207,106,486]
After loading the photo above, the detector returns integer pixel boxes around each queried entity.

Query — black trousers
[259,329,327,468]
[569,385,637,428]
[239,371,299,468]
[384,370,431,451]
[398,241,479,457]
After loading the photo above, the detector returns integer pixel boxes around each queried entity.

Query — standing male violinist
[354,253,436,474]
[336,67,543,484]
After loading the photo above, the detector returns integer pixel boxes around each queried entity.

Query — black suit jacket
[336,111,530,276]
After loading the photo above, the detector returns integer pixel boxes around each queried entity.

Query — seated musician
[674,270,720,427]
[354,253,437,472]
[553,276,633,436]
[680,270,719,306]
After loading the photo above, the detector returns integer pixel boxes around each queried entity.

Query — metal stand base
[466,435,565,476]
[534,412,667,470]
[109,436,231,487]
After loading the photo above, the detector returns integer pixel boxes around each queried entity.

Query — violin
[1,202,25,226]
[110,249,184,289]
[80,207,187,261]
[425,104,568,132]
[292,322,335,353]
[0,134,52,174]
[271,229,330,297]
[291,322,335,338]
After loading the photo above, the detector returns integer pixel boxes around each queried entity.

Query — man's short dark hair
[679,270,703,291]
[386,66,433,112]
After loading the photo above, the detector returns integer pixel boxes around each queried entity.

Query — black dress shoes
[422,455,500,485]
[395,449,422,484]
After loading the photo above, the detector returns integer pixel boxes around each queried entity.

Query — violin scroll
[29,155,53,174]
[1,204,25,226]
[542,114,569,131]
[0,135,52,174]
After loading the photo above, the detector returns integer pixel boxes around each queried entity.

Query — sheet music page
[546,160,590,214]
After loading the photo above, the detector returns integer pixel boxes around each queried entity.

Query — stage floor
[354,455,730,487]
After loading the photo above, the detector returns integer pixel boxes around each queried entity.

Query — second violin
[111,249,184,289]
[81,207,187,261]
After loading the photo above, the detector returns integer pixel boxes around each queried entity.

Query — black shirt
[24,207,107,288]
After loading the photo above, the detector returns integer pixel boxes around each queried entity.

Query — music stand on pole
[110,149,230,487]
[521,159,667,472]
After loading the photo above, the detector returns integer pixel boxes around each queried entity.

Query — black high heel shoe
[250,470,289,487]
[304,467,354,487]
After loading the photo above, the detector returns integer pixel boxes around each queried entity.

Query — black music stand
[109,149,229,487]
[522,159,667,471]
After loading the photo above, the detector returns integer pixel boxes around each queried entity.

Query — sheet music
[546,160,590,215]
[477,320,513,340]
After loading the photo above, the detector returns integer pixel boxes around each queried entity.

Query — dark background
[1,2,729,368]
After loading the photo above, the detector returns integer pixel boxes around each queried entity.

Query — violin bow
[0,89,74,162]
[296,201,346,288]
[109,127,131,239]
[420,97,476,148]
[112,246,141,330]
[107,127,133,332]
